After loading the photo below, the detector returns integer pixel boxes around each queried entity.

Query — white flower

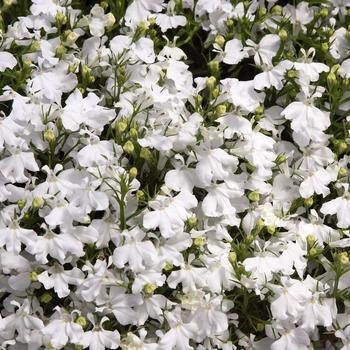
[154,14,186,32]
[321,192,350,228]
[113,227,157,272]
[247,34,281,65]
[0,52,17,71]
[143,191,197,238]
[223,38,249,65]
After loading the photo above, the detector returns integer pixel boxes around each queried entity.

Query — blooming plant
[0,0,350,349]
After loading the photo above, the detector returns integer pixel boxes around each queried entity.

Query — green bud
[17,199,26,210]
[32,196,44,209]
[216,104,227,116]
[123,141,134,154]
[246,162,256,173]
[271,5,282,16]
[75,346,84,350]
[208,61,220,75]
[87,75,95,84]
[275,153,286,165]
[68,64,78,73]
[195,94,203,106]
[187,214,197,229]
[44,128,56,143]
[258,7,267,17]
[29,41,41,51]
[81,64,91,78]
[40,292,53,304]
[226,19,234,28]
[140,147,152,160]
[129,127,138,138]
[338,167,347,178]
[75,316,87,328]
[255,105,264,115]
[248,191,260,202]
[143,283,157,295]
[55,12,67,26]
[100,1,109,10]
[304,197,314,207]
[257,322,265,332]
[246,234,254,244]
[23,59,32,69]
[228,251,237,264]
[129,167,138,179]
[163,262,173,271]
[193,237,205,247]
[287,69,297,79]
[212,87,220,98]
[334,140,348,154]
[278,29,288,41]
[65,31,79,45]
[30,271,38,282]
[267,225,276,235]
[214,35,225,47]
[136,190,145,201]
[23,212,30,221]
[339,252,349,265]
[319,7,329,18]
[206,76,217,91]
[327,72,337,86]
[116,119,128,133]
[321,42,329,53]
[106,13,116,27]
[55,45,66,58]
[255,218,265,234]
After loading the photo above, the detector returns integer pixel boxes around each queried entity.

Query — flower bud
[140,148,152,160]
[226,19,234,28]
[40,292,52,304]
[30,271,38,282]
[55,45,67,58]
[106,13,116,27]
[321,42,329,53]
[246,234,254,243]
[129,167,138,179]
[287,69,297,79]
[267,225,275,235]
[123,141,134,154]
[163,262,173,271]
[116,119,128,133]
[143,283,157,295]
[248,191,260,202]
[100,1,109,10]
[334,140,348,154]
[29,41,41,51]
[338,167,347,178]
[129,127,138,138]
[193,237,205,247]
[275,153,286,165]
[23,59,32,69]
[195,94,203,106]
[304,197,314,207]
[257,323,265,332]
[255,218,265,233]
[258,7,267,17]
[136,190,145,201]
[339,252,349,265]
[17,199,26,210]
[255,105,264,115]
[55,12,67,26]
[206,76,217,91]
[271,5,282,16]
[278,29,288,41]
[75,316,87,328]
[212,87,220,98]
[32,196,44,209]
[215,104,227,116]
[65,31,79,45]
[208,61,220,75]
[228,251,237,264]
[186,214,197,229]
[309,247,318,257]
[319,8,329,18]
[214,35,225,47]
[327,72,337,86]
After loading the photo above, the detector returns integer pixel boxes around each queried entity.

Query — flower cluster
[0,0,350,349]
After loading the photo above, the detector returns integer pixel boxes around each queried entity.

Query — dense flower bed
[0,0,350,349]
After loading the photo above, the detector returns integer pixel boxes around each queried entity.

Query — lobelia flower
[246,34,280,65]
[143,190,197,238]
[112,227,158,272]
[79,316,120,350]
[154,13,187,32]
[124,0,164,27]
[222,38,249,65]
[0,51,17,72]
[42,308,84,349]
[38,264,84,298]
[158,307,197,350]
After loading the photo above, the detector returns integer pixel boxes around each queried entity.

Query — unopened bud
[304,197,313,207]
[106,13,116,27]
[44,128,56,143]
[30,271,38,282]
[327,72,337,86]
[32,197,44,209]
[55,12,67,26]
[287,69,297,79]
[206,76,217,91]
[55,45,66,58]
[193,237,205,247]
[136,190,145,201]
[306,234,316,245]
[228,251,237,264]
[17,199,26,210]
[309,247,318,257]
[267,225,276,235]
[187,215,197,229]
[275,153,286,165]
[278,29,288,41]
[129,127,138,138]
[212,87,220,98]
[123,141,134,154]
[216,104,227,116]
[163,262,173,271]
[129,167,138,179]
[338,167,347,178]
[208,61,220,75]
[143,283,157,295]
[319,8,329,18]
[321,42,329,53]
[75,316,87,328]
[339,252,349,265]
[65,31,79,45]
[140,148,152,160]
[116,119,128,133]
[271,5,282,16]
[248,191,260,202]
[40,292,52,304]
[215,35,225,47]
[29,41,40,51]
